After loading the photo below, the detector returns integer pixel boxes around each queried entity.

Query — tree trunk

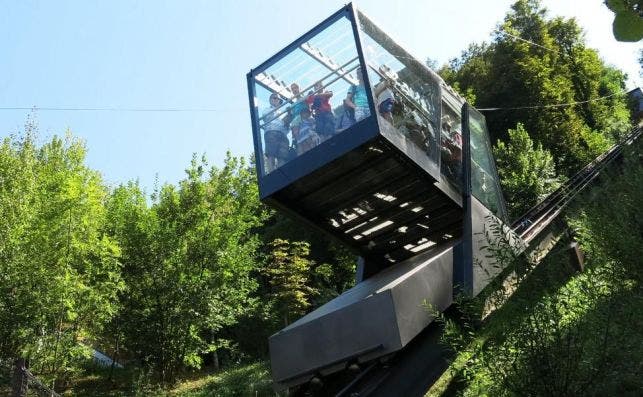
[11,358,28,397]
[210,330,219,371]
[212,350,220,372]
[108,336,120,382]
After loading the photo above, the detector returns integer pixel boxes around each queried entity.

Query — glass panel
[357,12,441,168]
[440,102,463,191]
[250,15,370,177]
[468,109,506,220]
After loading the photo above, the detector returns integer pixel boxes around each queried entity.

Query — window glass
[357,12,441,167]
[440,102,463,191]
[251,15,368,176]
[468,109,506,219]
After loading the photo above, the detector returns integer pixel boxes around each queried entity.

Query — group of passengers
[261,69,376,172]
[261,65,461,176]
[440,114,463,183]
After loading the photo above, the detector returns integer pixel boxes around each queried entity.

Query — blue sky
[1,0,640,193]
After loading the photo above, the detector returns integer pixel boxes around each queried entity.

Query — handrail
[512,126,642,242]
[257,57,360,129]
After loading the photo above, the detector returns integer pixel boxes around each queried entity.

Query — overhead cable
[477,90,626,111]
[0,106,245,112]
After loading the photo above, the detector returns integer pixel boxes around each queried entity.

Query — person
[440,115,463,181]
[374,74,395,124]
[374,65,396,124]
[288,83,308,124]
[343,68,371,123]
[288,82,310,145]
[261,93,290,173]
[307,81,336,141]
[293,107,320,155]
[336,102,356,131]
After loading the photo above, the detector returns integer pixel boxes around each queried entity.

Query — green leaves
[0,125,123,382]
[441,0,629,178]
[106,153,265,380]
[262,239,317,327]
[494,123,561,220]
[605,0,643,42]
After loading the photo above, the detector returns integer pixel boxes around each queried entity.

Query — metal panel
[470,197,524,296]
[258,116,379,199]
[470,196,502,296]
[391,248,453,346]
[269,242,455,388]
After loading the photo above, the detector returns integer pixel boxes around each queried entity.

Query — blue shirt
[351,85,368,108]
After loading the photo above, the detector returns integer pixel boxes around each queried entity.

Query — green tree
[440,0,629,175]
[107,153,266,380]
[0,124,123,387]
[604,0,643,42]
[262,239,317,327]
[494,123,561,220]
[260,212,356,302]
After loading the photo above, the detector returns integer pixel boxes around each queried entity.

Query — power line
[477,90,625,111]
[0,106,246,113]
[498,30,559,55]
[0,90,625,115]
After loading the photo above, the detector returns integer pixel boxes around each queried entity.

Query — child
[375,65,396,124]
[308,81,336,141]
[293,108,321,155]
[375,80,395,123]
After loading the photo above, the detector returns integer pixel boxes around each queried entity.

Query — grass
[65,361,275,397]
[427,221,643,395]
[169,362,274,397]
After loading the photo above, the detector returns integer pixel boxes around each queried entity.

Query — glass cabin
[247,5,479,265]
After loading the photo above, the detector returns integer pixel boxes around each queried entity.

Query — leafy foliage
[493,123,561,220]
[262,239,317,327]
[0,122,123,385]
[440,0,630,175]
[604,0,643,42]
[106,153,267,381]
[432,140,643,396]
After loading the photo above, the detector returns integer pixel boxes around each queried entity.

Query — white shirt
[378,86,394,104]
[262,106,285,132]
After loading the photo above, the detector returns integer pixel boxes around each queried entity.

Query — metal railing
[512,126,642,243]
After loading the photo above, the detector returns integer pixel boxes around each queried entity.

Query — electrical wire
[0,28,628,115]
[477,90,626,111]
[498,30,560,54]
[0,106,245,112]
[0,88,625,114]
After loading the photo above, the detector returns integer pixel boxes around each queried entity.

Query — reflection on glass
[440,103,463,190]
[358,13,441,167]
[251,15,369,176]
[469,111,506,220]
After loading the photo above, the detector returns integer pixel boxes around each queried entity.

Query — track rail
[512,127,642,243]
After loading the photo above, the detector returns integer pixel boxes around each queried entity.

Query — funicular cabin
[247,4,512,390]
[248,5,467,271]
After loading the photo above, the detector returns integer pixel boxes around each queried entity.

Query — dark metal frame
[456,103,509,295]
[467,106,508,222]
[247,4,382,199]
[455,103,473,294]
